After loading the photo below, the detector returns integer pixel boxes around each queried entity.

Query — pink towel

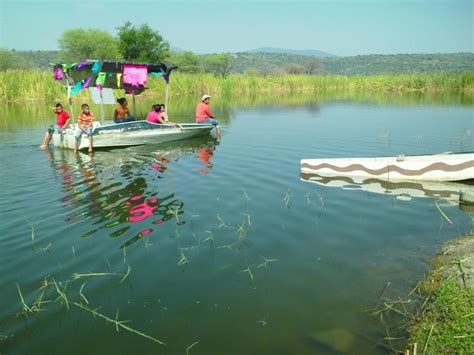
[123,64,148,88]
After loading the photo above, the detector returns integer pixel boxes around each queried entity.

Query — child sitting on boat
[159,104,169,122]
[75,103,95,153]
[114,98,136,123]
[39,103,70,149]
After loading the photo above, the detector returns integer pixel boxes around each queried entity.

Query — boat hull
[52,121,214,150]
[301,153,474,182]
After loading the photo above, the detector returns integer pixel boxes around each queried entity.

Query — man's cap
[201,95,211,101]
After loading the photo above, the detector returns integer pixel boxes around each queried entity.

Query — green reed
[186,341,199,355]
[2,70,473,102]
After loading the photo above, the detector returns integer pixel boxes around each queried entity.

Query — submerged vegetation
[1,70,473,103]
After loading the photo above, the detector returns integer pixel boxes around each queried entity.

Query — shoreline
[406,232,474,353]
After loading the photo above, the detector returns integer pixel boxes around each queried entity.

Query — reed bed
[1,70,473,103]
[151,72,474,96]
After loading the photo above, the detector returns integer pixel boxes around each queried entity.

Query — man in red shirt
[195,95,221,140]
[39,103,70,149]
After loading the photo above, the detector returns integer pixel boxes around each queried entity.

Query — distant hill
[12,50,474,75]
[322,53,474,75]
[233,52,474,75]
[246,47,334,57]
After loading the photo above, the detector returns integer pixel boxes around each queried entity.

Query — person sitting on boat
[39,103,70,149]
[159,104,169,122]
[146,104,180,126]
[114,98,136,123]
[195,95,221,140]
[75,103,95,153]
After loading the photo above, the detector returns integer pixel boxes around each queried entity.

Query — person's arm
[206,106,215,118]
[64,112,70,127]
[77,116,84,131]
[157,116,166,124]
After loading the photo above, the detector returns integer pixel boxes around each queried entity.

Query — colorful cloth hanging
[116,73,122,88]
[95,72,107,89]
[62,63,77,71]
[123,64,148,88]
[81,77,92,89]
[70,81,83,96]
[53,68,64,80]
[74,60,89,70]
[91,60,101,74]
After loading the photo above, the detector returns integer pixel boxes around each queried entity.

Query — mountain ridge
[245,47,335,57]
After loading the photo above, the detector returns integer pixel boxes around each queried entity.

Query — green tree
[0,49,30,70]
[117,22,169,62]
[168,51,201,73]
[57,29,122,63]
[202,53,233,77]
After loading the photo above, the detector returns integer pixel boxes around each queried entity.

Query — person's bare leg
[74,137,79,153]
[216,126,221,140]
[88,136,93,153]
[39,132,51,148]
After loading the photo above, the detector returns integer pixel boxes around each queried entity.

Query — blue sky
[0,0,472,56]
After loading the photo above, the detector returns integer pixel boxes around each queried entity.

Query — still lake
[0,93,473,354]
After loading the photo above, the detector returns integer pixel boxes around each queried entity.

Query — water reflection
[301,173,474,220]
[1,91,472,132]
[45,136,218,248]
[197,144,216,175]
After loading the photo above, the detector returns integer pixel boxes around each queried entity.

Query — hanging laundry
[116,73,122,88]
[123,64,148,88]
[70,81,83,96]
[74,60,89,70]
[53,68,64,80]
[95,72,107,87]
[62,63,77,71]
[81,77,92,89]
[91,60,101,74]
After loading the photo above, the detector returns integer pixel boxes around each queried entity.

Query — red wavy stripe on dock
[301,160,474,176]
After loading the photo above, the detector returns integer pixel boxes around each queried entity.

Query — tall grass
[0,70,65,102]
[167,72,474,96]
[1,70,473,103]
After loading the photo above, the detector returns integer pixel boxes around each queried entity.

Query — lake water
[1,93,473,354]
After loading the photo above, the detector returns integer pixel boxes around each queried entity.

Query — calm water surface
[0,94,473,354]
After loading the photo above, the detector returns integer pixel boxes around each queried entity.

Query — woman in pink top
[146,104,162,123]
[146,104,179,126]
